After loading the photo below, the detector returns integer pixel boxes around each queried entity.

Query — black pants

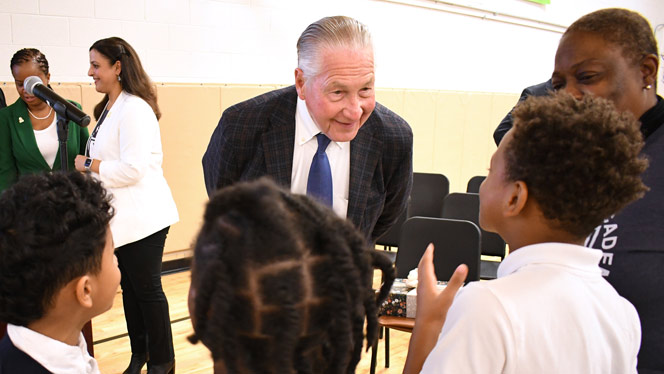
[116,227,174,365]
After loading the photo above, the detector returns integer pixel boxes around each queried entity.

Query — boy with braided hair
[405,92,647,374]
[187,178,395,374]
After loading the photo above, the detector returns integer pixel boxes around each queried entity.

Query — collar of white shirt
[497,242,603,279]
[295,97,344,150]
[7,324,100,374]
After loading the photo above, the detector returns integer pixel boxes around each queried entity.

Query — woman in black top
[550,8,663,373]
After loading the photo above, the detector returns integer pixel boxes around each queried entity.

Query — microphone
[24,76,91,127]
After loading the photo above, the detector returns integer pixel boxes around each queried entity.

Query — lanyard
[85,106,109,157]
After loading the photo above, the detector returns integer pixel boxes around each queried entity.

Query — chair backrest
[466,176,486,193]
[396,217,481,282]
[441,193,506,258]
[376,208,408,248]
[408,172,449,218]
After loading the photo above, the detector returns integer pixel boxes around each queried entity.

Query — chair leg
[385,327,390,368]
[370,339,378,374]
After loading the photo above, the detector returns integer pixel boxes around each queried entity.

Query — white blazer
[88,91,178,248]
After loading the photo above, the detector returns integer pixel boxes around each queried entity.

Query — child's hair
[188,178,395,374]
[0,172,114,326]
[508,92,648,238]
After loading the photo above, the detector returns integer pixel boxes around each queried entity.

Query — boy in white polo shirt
[0,172,120,374]
[404,92,645,374]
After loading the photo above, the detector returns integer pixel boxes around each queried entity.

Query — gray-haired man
[202,16,413,243]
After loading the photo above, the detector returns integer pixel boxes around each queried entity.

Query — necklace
[27,106,53,120]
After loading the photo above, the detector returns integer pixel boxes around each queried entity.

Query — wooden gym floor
[92,269,411,374]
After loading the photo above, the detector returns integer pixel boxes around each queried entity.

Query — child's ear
[75,276,94,309]
[504,180,528,217]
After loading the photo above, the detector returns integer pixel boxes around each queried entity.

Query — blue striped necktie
[307,133,333,206]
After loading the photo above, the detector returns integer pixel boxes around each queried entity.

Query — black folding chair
[374,208,408,264]
[441,192,506,279]
[408,172,449,218]
[370,217,481,373]
[395,217,481,281]
[466,175,486,193]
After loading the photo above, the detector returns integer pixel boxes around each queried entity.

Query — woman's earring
[645,84,652,90]
[117,75,121,82]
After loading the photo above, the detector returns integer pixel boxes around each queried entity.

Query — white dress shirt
[33,116,58,169]
[7,324,100,374]
[421,242,641,374]
[291,98,350,218]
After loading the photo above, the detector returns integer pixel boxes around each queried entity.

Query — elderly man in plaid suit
[202,16,412,243]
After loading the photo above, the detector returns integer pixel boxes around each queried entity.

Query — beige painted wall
[1,82,518,260]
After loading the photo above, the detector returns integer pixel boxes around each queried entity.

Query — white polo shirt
[421,242,640,374]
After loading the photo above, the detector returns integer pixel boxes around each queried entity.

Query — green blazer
[0,98,89,192]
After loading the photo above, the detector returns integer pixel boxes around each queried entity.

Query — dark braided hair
[188,178,395,374]
[0,171,114,325]
[89,37,161,120]
[10,48,49,76]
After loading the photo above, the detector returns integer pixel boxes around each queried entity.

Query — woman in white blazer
[75,37,178,374]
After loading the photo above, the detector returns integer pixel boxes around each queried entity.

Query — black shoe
[147,360,175,374]
[123,352,148,374]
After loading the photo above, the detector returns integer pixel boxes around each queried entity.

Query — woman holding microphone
[75,37,178,374]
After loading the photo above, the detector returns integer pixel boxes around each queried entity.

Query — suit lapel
[12,100,52,170]
[347,122,382,228]
[262,89,297,187]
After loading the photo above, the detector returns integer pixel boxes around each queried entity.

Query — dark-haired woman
[74,37,178,374]
[551,8,663,373]
[0,48,88,192]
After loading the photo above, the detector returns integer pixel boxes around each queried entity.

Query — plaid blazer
[202,86,413,242]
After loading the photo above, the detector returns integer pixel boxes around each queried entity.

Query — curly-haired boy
[0,172,120,373]
[405,92,647,374]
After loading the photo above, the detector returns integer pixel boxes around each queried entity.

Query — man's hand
[403,243,468,374]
